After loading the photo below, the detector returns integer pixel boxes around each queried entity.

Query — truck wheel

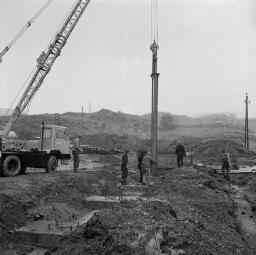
[46,155,58,173]
[3,155,21,177]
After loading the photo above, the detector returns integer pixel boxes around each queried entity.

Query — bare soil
[0,141,255,255]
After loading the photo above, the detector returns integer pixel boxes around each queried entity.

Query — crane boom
[2,0,90,138]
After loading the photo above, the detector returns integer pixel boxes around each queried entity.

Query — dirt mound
[50,168,256,255]
[0,192,33,230]
[159,138,256,163]
[194,139,256,163]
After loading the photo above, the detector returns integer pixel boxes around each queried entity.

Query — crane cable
[3,67,37,122]
[0,0,53,61]
[151,0,159,44]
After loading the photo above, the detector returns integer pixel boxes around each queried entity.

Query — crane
[0,0,91,177]
[1,0,91,138]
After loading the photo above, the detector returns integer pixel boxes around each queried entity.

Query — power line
[151,0,159,44]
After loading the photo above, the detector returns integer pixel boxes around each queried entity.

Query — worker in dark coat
[121,150,129,185]
[221,150,231,181]
[175,142,186,168]
[72,135,83,172]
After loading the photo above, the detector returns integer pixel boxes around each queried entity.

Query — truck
[0,124,70,177]
[0,0,91,177]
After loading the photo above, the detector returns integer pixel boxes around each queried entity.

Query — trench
[231,184,256,246]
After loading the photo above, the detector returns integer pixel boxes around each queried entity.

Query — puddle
[26,155,106,173]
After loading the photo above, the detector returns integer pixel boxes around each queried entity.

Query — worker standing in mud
[221,150,231,181]
[142,151,156,185]
[72,135,83,172]
[175,142,186,168]
[121,150,129,185]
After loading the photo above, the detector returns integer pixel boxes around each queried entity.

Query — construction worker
[142,151,156,185]
[72,135,83,172]
[175,141,186,168]
[137,149,146,184]
[121,150,129,185]
[221,150,231,180]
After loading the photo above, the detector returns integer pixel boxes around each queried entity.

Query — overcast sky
[0,0,256,117]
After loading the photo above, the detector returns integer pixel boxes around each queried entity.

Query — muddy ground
[0,146,256,254]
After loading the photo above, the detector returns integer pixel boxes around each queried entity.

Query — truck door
[39,128,52,151]
[55,128,70,154]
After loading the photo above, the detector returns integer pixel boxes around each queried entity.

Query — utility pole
[89,101,91,113]
[150,40,159,175]
[81,106,84,123]
[55,113,60,126]
[244,93,250,150]
[0,137,2,174]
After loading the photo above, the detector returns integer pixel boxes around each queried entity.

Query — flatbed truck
[0,125,70,177]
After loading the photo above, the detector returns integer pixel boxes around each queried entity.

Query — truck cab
[25,125,70,154]
[38,125,70,154]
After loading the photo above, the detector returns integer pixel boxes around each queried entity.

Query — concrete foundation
[27,248,49,255]
[83,195,167,209]
[16,211,97,247]
[117,184,148,193]
[83,195,144,209]
[218,167,256,174]
[84,195,121,209]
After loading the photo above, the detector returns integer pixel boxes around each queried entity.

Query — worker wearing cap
[175,141,186,168]
[121,150,129,185]
[72,135,83,172]
[142,151,156,185]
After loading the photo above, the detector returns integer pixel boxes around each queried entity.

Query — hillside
[0,109,150,140]
[1,110,255,147]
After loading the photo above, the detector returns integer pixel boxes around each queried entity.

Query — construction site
[1,0,256,254]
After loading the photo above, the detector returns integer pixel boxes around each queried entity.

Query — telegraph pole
[244,93,250,150]
[150,41,159,175]
[81,106,84,123]
[0,137,2,175]
[89,101,91,113]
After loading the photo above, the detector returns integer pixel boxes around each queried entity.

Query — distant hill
[0,109,253,141]
[0,109,150,139]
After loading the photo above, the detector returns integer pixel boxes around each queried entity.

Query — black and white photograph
[0,0,256,254]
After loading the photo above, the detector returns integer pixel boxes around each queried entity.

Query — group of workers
[71,135,231,183]
[121,149,156,185]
